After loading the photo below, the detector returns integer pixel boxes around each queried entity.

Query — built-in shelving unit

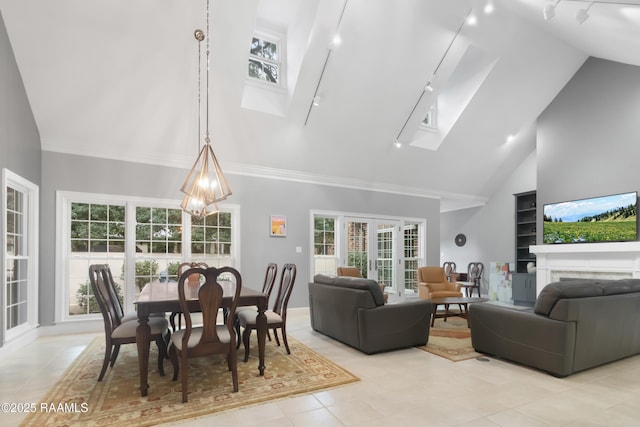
[515,190,537,274]
[514,190,537,306]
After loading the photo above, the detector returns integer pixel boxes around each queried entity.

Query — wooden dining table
[134,280,268,397]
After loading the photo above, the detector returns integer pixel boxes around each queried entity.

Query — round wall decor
[455,233,466,247]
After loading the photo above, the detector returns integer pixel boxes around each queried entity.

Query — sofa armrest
[469,303,577,376]
[357,299,432,354]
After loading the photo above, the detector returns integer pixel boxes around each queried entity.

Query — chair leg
[229,350,238,393]
[155,336,165,376]
[181,354,188,403]
[109,344,121,367]
[281,326,291,355]
[242,326,252,362]
[234,316,241,349]
[273,328,281,347]
[98,343,112,381]
[169,344,179,381]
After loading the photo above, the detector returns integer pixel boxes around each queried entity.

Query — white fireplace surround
[530,242,640,297]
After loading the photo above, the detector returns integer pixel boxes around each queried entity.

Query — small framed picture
[270,215,287,237]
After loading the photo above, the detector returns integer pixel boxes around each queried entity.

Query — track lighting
[393,139,402,149]
[312,96,321,106]
[543,0,561,20]
[424,83,434,93]
[576,1,594,24]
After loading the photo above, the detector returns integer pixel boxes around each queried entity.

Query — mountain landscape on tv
[543,192,637,244]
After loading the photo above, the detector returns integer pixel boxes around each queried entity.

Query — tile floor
[2,308,640,426]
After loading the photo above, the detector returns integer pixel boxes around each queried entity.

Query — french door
[343,217,402,292]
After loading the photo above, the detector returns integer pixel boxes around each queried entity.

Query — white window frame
[2,169,39,343]
[55,191,240,322]
[247,29,286,89]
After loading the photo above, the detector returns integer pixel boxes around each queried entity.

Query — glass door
[343,218,402,292]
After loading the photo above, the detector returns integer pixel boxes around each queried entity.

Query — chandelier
[180,0,231,218]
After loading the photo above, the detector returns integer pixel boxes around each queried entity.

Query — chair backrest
[178,261,208,285]
[272,264,297,317]
[468,262,484,284]
[262,263,278,298]
[442,262,456,280]
[89,264,124,334]
[418,266,447,284]
[337,266,362,278]
[177,266,242,349]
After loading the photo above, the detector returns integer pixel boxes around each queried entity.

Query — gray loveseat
[309,274,433,354]
[469,278,640,376]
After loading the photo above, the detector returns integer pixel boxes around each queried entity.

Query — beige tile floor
[2,308,640,426]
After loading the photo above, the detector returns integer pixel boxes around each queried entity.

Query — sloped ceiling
[1,0,637,211]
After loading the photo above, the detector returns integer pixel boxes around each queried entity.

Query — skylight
[248,35,280,85]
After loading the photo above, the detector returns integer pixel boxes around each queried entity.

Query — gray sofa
[469,278,640,376]
[309,274,433,354]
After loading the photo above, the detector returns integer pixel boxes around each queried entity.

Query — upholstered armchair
[417,266,463,299]
[337,266,362,278]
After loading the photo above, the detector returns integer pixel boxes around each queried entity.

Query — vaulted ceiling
[1,0,639,211]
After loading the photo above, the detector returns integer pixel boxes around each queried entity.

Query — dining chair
[89,264,169,381]
[235,263,278,348]
[465,262,484,297]
[238,263,297,362]
[168,266,242,403]
[169,261,208,331]
[442,261,456,281]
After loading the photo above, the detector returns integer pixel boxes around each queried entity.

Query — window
[313,215,337,275]
[2,169,39,343]
[57,192,240,321]
[69,202,126,316]
[420,101,438,131]
[403,223,421,293]
[248,34,281,85]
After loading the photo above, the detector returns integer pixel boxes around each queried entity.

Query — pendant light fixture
[180,0,231,218]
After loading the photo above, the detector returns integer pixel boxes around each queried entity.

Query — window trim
[55,191,241,322]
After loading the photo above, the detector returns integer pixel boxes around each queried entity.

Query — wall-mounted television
[543,191,637,244]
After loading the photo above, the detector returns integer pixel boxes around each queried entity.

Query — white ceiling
[1,0,639,211]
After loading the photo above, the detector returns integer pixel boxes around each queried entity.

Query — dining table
[134,280,268,397]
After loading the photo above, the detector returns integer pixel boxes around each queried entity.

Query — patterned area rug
[21,335,359,427]
[417,316,483,362]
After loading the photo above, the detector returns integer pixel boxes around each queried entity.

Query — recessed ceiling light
[484,1,494,15]
[329,34,342,50]
[393,139,402,149]
[506,134,515,143]
[466,14,478,26]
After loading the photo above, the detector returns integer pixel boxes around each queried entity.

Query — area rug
[417,316,483,362]
[21,335,359,427]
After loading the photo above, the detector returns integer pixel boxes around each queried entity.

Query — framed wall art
[270,215,287,237]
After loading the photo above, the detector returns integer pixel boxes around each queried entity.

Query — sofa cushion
[601,278,640,296]
[313,274,385,306]
[533,280,604,316]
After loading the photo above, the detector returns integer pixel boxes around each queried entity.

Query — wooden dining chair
[238,263,297,362]
[169,261,208,331]
[89,264,169,381]
[235,263,277,348]
[168,266,242,403]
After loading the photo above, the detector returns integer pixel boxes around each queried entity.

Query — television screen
[543,191,637,244]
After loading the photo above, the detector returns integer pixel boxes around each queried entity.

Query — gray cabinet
[512,273,536,307]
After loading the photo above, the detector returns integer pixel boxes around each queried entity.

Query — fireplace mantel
[530,242,640,296]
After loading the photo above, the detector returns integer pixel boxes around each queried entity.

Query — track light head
[393,139,402,149]
[543,0,560,20]
[576,1,594,24]
[424,83,434,93]
[312,96,321,107]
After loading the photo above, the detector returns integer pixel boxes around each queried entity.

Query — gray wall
[0,11,40,345]
[40,151,440,326]
[537,57,640,219]
[440,150,536,293]
[0,11,40,184]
